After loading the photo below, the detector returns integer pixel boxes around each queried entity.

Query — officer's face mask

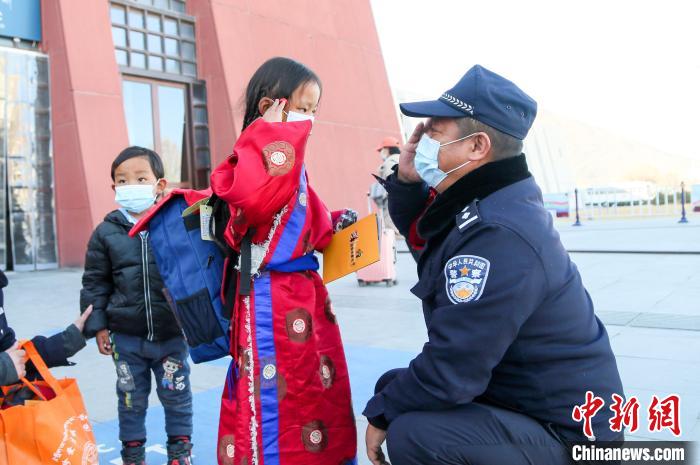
[115,183,159,213]
[414,133,477,188]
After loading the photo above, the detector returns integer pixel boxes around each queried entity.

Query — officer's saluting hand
[363,65,624,465]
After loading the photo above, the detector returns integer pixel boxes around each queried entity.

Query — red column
[42,0,129,266]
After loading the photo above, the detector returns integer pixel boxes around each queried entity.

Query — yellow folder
[322,213,381,284]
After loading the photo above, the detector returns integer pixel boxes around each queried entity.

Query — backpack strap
[238,229,254,296]
[207,193,240,316]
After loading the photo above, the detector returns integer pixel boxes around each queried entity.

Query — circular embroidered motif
[262,141,295,176]
[292,318,306,334]
[301,230,314,254]
[299,192,307,206]
[270,151,287,166]
[286,308,312,343]
[319,355,336,389]
[263,363,276,380]
[218,434,235,465]
[302,421,328,452]
[309,430,323,444]
[277,373,287,401]
[324,296,337,324]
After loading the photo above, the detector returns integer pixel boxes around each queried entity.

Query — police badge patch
[444,255,490,304]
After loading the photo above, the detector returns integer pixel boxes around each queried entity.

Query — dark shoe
[121,442,146,465]
[167,438,193,465]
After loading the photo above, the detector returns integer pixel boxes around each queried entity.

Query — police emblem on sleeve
[444,255,490,304]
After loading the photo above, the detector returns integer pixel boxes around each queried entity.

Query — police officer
[363,65,625,465]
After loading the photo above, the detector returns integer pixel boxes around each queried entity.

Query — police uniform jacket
[363,155,625,443]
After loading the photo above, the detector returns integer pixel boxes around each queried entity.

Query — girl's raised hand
[262,98,287,123]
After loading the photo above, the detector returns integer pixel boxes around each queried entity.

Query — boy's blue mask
[115,184,157,213]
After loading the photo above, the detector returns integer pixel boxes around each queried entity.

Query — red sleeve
[407,190,437,251]
[210,118,312,227]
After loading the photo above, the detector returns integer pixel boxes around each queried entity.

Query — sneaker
[167,438,193,465]
[121,442,146,465]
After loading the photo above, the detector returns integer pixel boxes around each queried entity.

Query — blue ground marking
[93,344,414,464]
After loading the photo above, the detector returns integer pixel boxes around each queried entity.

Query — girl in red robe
[211,57,358,465]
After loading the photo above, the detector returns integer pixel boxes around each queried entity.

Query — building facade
[0,0,399,268]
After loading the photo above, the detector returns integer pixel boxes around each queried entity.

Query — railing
[548,183,695,222]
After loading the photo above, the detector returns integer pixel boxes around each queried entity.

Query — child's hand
[74,305,93,333]
[95,329,113,356]
[262,98,286,123]
[333,209,359,232]
[5,342,27,380]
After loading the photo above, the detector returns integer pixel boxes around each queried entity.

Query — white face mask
[414,133,477,188]
[285,110,315,124]
[115,183,158,213]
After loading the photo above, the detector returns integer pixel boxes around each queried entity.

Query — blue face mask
[414,133,476,188]
[115,184,157,213]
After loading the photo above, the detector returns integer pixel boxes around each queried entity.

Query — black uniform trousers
[377,369,574,465]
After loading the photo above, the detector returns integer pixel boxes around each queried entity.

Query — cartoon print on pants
[161,357,183,391]
[116,361,135,392]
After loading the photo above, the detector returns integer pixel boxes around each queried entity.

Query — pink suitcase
[356,228,398,287]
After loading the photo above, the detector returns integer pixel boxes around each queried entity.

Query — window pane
[128,9,145,28]
[146,14,162,32]
[194,107,208,123]
[181,41,195,60]
[110,5,126,24]
[182,62,196,76]
[157,86,186,183]
[181,22,194,38]
[164,38,179,56]
[122,80,154,149]
[171,0,186,13]
[130,52,146,68]
[164,17,178,35]
[165,59,180,74]
[129,31,145,50]
[112,27,127,47]
[148,55,164,71]
[154,0,168,9]
[115,49,128,65]
[147,34,162,53]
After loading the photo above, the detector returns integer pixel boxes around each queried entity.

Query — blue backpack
[134,192,231,363]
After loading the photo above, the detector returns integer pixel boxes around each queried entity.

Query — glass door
[122,78,190,186]
[0,48,57,271]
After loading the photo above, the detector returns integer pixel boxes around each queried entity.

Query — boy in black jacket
[80,147,192,465]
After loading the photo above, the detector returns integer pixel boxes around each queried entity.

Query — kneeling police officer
[363,65,625,465]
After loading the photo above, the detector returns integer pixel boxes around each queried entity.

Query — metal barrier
[566,183,692,222]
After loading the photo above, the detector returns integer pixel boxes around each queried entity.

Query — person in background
[370,137,401,232]
[0,270,90,386]
[79,147,193,465]
[376,136,401,180]
[372,136,423,262]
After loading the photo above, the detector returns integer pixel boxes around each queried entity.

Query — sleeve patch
[262,141,296,176]
[444,255,490,304]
